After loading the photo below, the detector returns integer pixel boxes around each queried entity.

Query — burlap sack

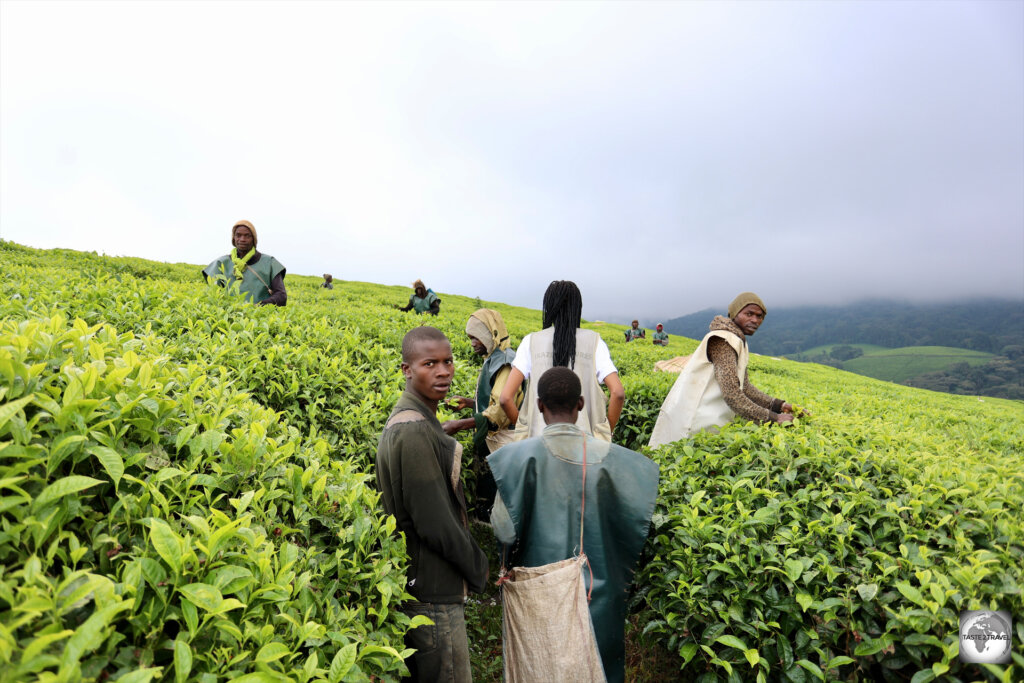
[500,554,606,683]
[653,354,692,373]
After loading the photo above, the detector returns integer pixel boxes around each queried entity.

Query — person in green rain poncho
[397,279,441,315]
[202,220,287,306]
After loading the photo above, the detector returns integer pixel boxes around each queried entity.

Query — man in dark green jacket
[376,326,489,682]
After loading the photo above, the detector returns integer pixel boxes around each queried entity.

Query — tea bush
[2,241,1022,682]
[0,315,413,681]
[637,415,1023,682]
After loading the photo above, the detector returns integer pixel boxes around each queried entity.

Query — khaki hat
[728,292,767,319]
[232,220,257,247]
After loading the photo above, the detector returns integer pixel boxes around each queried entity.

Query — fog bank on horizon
[1,1,1021,324]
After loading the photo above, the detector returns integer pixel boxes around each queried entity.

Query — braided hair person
[499,280,625,442]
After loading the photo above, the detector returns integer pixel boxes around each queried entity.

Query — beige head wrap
[412,279,426,292]
[728,292,767,319]
[466,309,511,355]
[232,220,258,247]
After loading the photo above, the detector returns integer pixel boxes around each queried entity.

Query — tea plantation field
[1,240,1022,682]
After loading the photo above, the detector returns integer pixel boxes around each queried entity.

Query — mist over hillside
[655,299,1024,400]
[658,299,1023,356]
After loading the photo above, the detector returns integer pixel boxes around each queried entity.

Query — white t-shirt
[512,331,618,383]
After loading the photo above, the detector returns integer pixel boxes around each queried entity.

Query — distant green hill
[661,299,1023,356]
[843,346,994,383]
[662,300,1023,399]
[791,345,995,383]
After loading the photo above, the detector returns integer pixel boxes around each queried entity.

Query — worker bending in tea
[649,292,800,447]
[375,326,489,682]
[489,367,659,683]
[397,279,441,315]
[202,220,287,305]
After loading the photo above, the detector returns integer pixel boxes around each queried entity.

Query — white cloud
[2,0,1021,320]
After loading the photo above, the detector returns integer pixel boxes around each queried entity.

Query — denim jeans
[402,601,472,682]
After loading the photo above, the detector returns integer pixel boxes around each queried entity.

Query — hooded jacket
[375,391,489,603]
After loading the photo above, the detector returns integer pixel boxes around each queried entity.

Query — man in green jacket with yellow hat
[202,220,287,306]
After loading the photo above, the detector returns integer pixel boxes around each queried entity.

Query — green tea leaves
[784,558,804,583]
[856,582,879,601]
[328,643,358,682]
[174,638,193,683]
[149,519,183,574]
[33,475,104,510]
[88,445,124,489]
[178,583,223,612]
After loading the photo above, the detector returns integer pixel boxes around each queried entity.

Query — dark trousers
[402,601,472,682]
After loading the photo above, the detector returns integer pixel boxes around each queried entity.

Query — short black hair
[401,326,449,362]
[537,367,581,413]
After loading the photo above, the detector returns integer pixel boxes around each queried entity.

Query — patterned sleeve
[742,372,784,413]
[707,337,776,423]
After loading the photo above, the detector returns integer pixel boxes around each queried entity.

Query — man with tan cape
[649,292,797,447]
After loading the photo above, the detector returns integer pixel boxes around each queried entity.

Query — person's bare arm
[604,371,625,431]
[442,417,477,435]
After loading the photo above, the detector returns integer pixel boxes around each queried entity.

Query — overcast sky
[2,1,1022,323]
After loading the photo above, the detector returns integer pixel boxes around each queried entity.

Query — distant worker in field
[321,273,334,289]
[489,367,659,683]
[202,220,287,306]
[500,280,624,442]
[624,319,645,342]
[652,323,669,346]
[397,279,441,316]
[444,309,524,518]
[375,326,489,682]
[649,292,799,447]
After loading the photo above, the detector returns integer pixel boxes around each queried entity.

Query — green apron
[412,290,439,314]
[203,254,285,304]
[472,347,517,452]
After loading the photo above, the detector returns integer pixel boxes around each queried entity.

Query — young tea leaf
[33,476,104,511]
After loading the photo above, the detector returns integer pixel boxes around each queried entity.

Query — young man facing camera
[375,326,489,683]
